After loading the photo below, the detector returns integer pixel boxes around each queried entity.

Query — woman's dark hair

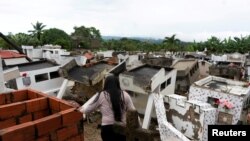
[93,74,125,121]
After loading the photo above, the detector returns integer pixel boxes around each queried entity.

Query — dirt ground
[84,113,102,141]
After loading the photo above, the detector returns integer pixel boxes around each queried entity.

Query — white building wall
[119,74,147,94]
[120,68,177,95]
[161,69,177,95]
[32,49,43,59]
[198,61,211,78]
[75,56,87,66]
[126,55,140,67]
[189,86,245,124]
[97,50,114,58]
[153,94,190,141]
[3,67,20,81]
[164,94,216,141]
[16,66,64,95]
[119,68,177,116]
[117,54,129,63]
[211,54,227,62]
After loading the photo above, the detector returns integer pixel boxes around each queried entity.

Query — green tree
[10,33,39,46]
[0,38,9,49]
[233,36,249,53]
[163,34,180,51]
[0,32,37,49]
[41,28,72,50]
[28,21,46,42]
[204,36,223,53]
[71,26,102,49]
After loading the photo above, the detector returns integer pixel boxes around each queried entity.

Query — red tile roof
[0,50,26,59]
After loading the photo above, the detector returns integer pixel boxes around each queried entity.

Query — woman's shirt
[83,91,135,125]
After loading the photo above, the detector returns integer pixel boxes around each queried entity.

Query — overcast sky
[1,0,250,41]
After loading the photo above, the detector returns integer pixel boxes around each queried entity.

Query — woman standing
[79,74,135,141]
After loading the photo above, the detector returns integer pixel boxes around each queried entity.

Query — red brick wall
[0,89,84,141]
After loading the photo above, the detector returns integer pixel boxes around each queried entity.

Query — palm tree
[205,36,222,53]
[233,36,247,53]
[28,21,46,41]
[163,34,180,52]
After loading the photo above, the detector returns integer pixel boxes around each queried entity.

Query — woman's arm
[78,92,101,114]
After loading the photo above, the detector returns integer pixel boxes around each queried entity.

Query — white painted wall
[22,47,70,62]
[120,74,147,94]
[119,68,177,117]
[161,69,177,95]
[211,54,227,62]
[126,55,143,70]
[120,68,177,95]
[16,66,64,95]
[153,94,190,141]
[164,94,216,141]
[22,46,43,60]
[3,67,20,81]
[189,86,247,124]
[198,61,211,78]
[32,49,43,59]
[97,50,114,58]
[117,54,129,63]
[127,55,139,64]
[75,56,87,66]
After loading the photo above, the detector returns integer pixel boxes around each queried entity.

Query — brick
[26,97,48,113]
[36,135,50,141]
[60,108,83,126]
[76,122,84,133]
[27,90,38,99]
[49,98,60,111]
[57,125,78,141]
[64,100,81,108]
[0,122,35,141]
[27,89,47,98]
[50,132,58,141]
[34,113,62,136]
[12,89,28,102]
[36,92,49,98]
[60,103,72,111]
[4,93,12,104]
[0,118,16,129]
[19,114,32,124]
[0,94,5,105]
[67,134,84,141]
[0,102,26,120]
[51,109,59,114]
[80,134,84,141]
[33,110,50,120]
